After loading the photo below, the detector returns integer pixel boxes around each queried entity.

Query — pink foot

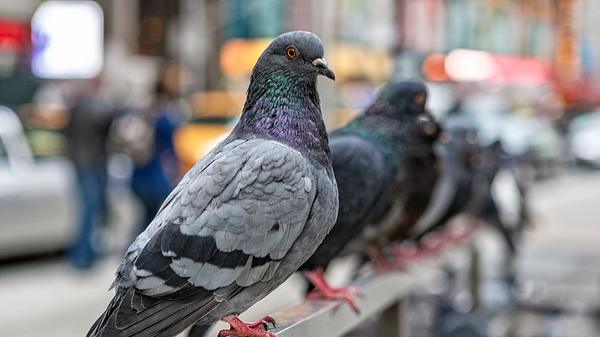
[446,221,481,244]
[393,241,425,260]
[218,315,276,337]
[420,232,446,255]
[304,268,363,313]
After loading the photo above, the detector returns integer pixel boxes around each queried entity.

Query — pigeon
[87,30,338,337]
[298,81,440,309]
[410,125,481,244]
[412,127,530,255]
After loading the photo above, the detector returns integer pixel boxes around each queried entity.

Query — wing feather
[128,139,316,296]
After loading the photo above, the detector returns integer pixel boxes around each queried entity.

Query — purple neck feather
[233,76,331,166]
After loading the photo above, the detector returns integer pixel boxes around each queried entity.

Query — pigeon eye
[414,94,425,105]
[286,46,298,59]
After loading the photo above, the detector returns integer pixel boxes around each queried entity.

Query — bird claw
[304,268,362,313]
[247,315,276,330]
[419,233,446,255]
[307,287,362,313]
[445,221,481,244]
[370,244,427,272]
[393,242,424,260]
[218,315,277,337]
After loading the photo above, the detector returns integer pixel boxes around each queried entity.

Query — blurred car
[174,119,234,174]
[499,116,563,179]
[174,91,242,174]
[497,115,559,156]
[465,109,562,179]
[0,106,77,259]
[568,111,600,168]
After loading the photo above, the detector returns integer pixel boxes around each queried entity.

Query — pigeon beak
[312,58,336,81]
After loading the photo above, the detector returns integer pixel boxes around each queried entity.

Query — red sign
[491,55,554,85]
[0,19,30,53]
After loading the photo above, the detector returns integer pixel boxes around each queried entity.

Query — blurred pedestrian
[130,61,184,235]
[64,78,115,269]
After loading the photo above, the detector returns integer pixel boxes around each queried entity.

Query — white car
[0,106,77,258]
[569,111,600,168]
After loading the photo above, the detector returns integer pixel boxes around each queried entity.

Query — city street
[0,170,599,337]
[2,1,599,337]
[510,170,600,337]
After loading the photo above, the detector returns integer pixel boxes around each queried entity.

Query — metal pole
[375,299,408,337]
[469,243,481,310]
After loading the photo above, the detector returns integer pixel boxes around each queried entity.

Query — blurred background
[0,0,599,336]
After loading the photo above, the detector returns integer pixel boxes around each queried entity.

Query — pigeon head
[358,81,431,143]
[235,31,334,166]
[376,80,428,115]
[252,31,335,84]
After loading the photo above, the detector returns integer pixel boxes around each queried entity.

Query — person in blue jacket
[131,61,184,235]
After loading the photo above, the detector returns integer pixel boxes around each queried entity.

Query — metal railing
[267,240,482,337]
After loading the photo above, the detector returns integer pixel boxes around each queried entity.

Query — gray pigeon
[87,31,338,337]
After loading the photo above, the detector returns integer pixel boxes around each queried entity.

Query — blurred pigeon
[87,31,338,337]
[413,128,530,255]
[299,81,440,309]
[484,140,531,248]
[411,126,480,243]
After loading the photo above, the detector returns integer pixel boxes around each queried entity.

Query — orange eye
[286,46,297,59]
[414,93,425,105]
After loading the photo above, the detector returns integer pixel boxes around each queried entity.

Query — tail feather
[87,287,218,337]
[87,291,125,337]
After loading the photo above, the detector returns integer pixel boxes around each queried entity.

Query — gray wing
[130,138,316,295]
[490,168,522,229]
[411,160,458,235]
[92,139,318,337]
[111,138,236,290]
